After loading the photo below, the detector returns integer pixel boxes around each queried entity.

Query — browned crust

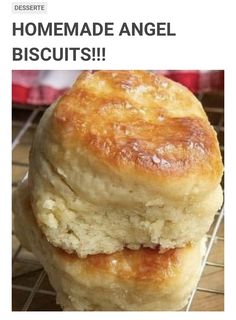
[50,70,223,181]
[57,245,185,282]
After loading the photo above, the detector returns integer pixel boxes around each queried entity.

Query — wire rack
[12,93,224,311]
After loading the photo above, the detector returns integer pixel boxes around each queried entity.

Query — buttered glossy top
[51,70,223,181]
[58,245,185,282]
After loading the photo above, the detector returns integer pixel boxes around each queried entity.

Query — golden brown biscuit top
[58,245,186,282]
[51,70,223,181]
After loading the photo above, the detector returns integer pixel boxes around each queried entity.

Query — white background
[0,0,235,319]
[8,0,234,70]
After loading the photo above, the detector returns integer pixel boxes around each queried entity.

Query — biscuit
[28,71,223,256]
[14,180,205,311]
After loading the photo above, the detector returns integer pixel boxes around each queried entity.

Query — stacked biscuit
[13,71,223,311]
